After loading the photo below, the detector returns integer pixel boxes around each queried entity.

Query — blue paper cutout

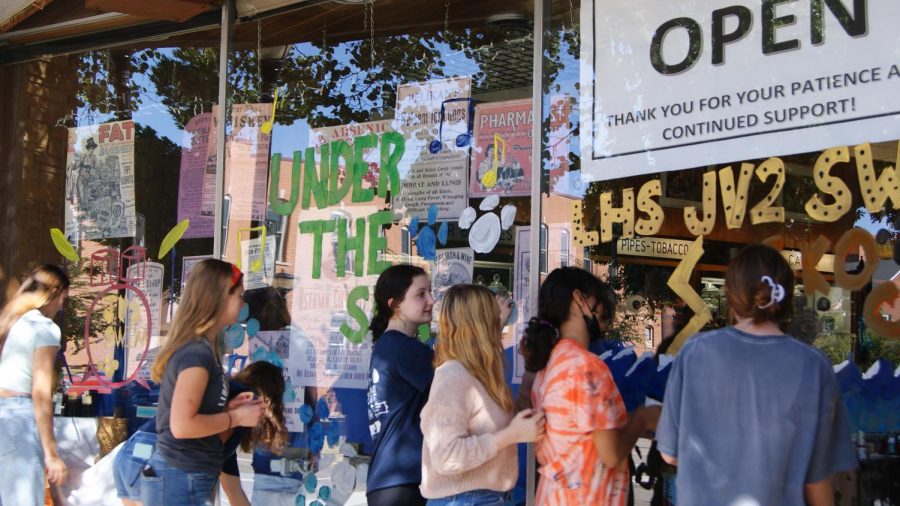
[294,495,306,506]
[318,486,332,501]
[438,221,448,244]
[309,423,325,454]
[225,324,245,348]
[316,397,330,420]
[411,204,448,261]
[299,404,314,424]
[238,303,249,322]
[304,473,318,493]
[246,318,260,337]
[427,204,438,225]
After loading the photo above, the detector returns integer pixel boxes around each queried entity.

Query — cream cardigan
[419,360,518,499]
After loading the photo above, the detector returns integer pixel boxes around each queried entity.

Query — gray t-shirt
[155,339,228,474]
[657,327,857,506]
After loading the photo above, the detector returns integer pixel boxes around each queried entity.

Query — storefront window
[216,2,537,502]
[541,0,900,501]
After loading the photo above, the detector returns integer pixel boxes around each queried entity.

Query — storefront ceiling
[0,0,532,65]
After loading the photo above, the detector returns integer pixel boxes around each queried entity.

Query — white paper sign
[580,0,900,181]
[240,237,276,290]
[393,77,471,219]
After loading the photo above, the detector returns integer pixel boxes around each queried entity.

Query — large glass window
[540,0,900,499]
[220,3,537,502]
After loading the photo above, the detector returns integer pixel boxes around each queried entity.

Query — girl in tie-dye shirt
[519,267,659,505]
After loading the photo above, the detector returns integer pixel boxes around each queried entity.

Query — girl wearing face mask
[0,265,70,505]
[366,265,435,506]
[519,267,659,506]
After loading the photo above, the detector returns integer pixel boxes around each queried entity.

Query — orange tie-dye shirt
[531,338,629,506]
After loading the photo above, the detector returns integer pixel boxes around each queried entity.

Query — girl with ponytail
[0,265,70,505]
[657,243,857,505]
[518,267,659,506]
[366,264,434,506]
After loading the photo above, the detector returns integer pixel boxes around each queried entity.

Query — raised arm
[169,368,263,439]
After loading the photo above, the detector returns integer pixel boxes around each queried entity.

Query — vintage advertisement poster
[239,236,276,290]
[580,0,900,181]
[512,226,531,384]
[432,247,475,303]
[181,255,214,293]
[64,120,137,240]
[310,119,393,208]
[177,112,217,238]
[123,262,164,377]
[469,99,532,197]
[393,77,470,220]
[226,103,271,221]
[289,206,380,390]
[251,329,314,432]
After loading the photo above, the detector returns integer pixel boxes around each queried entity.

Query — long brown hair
[151,259,242,382]
[232,361,288,452]
[0,265,69,356]
[436,284,513,412]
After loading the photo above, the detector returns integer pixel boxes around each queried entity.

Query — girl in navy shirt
[366,265,435,506]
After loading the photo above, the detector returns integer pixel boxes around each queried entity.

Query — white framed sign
[580,0,900,181]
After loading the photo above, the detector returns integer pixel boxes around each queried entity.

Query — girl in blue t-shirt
[143,260,265,505]
[366,264,435,506]
[0,265,70,506]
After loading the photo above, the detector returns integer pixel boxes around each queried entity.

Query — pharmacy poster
[579,0,900,181]
[469,99,532,198]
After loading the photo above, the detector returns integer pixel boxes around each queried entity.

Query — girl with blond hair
[0,265,70,505]
[141,259,264,505]
[421,284,543,505]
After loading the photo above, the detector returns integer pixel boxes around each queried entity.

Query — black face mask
[584,313,604,342]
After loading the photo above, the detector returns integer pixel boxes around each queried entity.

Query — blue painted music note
[429,97,475,154]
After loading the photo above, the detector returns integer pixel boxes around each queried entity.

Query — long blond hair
[151,259,241,382]
[0,265,69,356]
[436,284,513,412]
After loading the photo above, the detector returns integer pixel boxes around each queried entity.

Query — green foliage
[815,330,900,369]
[814,331,854,366]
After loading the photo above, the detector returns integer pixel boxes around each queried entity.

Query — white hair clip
[758,275,785,309]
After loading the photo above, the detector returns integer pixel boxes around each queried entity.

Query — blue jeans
[113,430,157,500]
[427,489,510,506]
[139,453,217,506]
[0,397,45,506]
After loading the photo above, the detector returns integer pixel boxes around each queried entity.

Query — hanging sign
[579,0,900,181]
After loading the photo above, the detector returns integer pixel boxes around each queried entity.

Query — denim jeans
[427,489,511,506]
[113,429,157,500]
[0,397,45,506]
[139,452,217,506]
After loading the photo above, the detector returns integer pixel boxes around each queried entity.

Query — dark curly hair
[233,361,288,452]
[518,267,608,372]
